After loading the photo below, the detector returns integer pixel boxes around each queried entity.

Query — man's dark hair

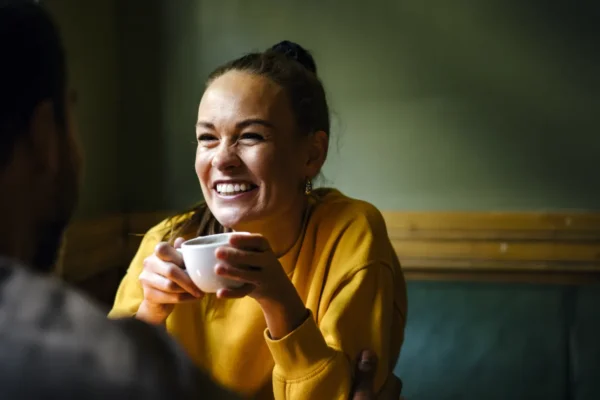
[0,0,67,168]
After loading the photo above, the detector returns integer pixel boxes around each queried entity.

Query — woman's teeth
[216,183,254,195]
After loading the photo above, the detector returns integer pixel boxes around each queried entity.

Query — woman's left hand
[214,233,309,338]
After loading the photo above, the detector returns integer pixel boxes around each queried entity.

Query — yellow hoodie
[110,189,407,399]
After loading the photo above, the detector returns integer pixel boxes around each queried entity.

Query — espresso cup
[177,232,246,293]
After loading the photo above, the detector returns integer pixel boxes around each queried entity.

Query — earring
[304,177,313,195]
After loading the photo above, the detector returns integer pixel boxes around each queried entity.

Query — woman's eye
[198,134,218,142]
[240,133,264,141]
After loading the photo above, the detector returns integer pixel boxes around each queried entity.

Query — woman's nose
[211,143,241,171]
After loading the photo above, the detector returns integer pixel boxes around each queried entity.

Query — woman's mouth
[215,182,258,196]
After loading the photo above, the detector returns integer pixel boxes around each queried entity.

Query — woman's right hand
[136,237,204,325]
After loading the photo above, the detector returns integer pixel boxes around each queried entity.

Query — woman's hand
[214,233,309,339]
[351,350,404,400]
[136,237,204,325]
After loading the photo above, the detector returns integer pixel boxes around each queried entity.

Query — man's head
[0,1,81,272]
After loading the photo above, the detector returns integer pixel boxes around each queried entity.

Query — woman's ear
[304,130,328,178]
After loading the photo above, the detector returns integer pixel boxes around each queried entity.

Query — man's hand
[350,350,404,400]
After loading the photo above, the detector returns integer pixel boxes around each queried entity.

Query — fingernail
[359,352,376,369]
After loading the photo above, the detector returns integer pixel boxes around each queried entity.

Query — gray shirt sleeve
[0,260,240,400]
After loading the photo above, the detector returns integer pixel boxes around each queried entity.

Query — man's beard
[31,218,70,274]
[31,159,79,274]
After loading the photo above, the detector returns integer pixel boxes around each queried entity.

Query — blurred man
[0,1,238,398]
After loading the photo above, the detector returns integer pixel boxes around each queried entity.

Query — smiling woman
[109,40,407,399]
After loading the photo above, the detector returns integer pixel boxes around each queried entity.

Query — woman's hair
[165,40,330,241]
[208,40,329,138]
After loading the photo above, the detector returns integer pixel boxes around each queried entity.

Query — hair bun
[269,40,317,74]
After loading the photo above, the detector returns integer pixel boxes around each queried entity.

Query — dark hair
[0,1,67,168]
[209,40,330,139]
[166,40,329,240]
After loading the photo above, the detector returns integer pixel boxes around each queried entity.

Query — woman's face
[195,70,324,230]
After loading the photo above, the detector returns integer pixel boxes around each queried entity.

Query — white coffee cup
[177,232,246,293]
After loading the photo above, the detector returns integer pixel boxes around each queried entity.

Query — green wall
[47,0,600,214]
[135,0,600,213]
[115,0,168,213]
[46,0,121,217]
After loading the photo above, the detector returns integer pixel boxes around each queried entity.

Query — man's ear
[304,130,328,178]
[26,100,60,175]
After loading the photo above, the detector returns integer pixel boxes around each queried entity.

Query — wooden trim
[60,210,600,285]
[382,211,600,236]
[126,211,172,234]
[393,241,599,264]
[60,215,126,282]
[403,270,600,285]
[400,259,600,272]
[124,211,172,259]
[383,211,600,283]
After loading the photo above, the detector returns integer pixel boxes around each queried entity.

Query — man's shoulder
[0,259,238,399]
[0,257,118,334]
[0,259,141,386]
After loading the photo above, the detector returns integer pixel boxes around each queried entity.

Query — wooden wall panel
[382,211,600,284]
[383,212,600,240]
[60,215,126,282]
[60,211,600,285]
